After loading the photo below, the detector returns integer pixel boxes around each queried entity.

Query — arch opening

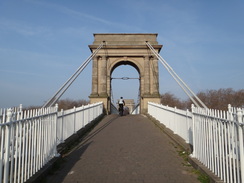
[110,61,140,75]
[110,62,140,114]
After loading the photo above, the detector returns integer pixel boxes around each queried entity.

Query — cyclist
[118,97,125,116]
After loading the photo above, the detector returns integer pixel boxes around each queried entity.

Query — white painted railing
[0,105,59,183]
[148,102,244,183]
[148,102,193,144]
[191,105,244,183]
[132,104,140,115]
[57,102,103,144]
[0,102,103,183]
[110,103,119,114]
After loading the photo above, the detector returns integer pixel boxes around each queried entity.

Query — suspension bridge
[0,34,243,183]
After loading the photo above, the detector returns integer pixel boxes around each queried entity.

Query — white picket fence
[148,102,244,183]
[0,102,103,183]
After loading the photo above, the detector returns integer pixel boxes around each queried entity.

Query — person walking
[118,97,125,116]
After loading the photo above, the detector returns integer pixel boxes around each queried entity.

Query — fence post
[3,109,12,183]
[60,109,64,143]
[186,109,190,144]
[81,105,84,127]
[88,104,91,122]
[54,104,60,157]
[91,103,94,121]
[237,108,244,182]
[174,107,177,135]
[228,104,234,122]
[73,106,76,133]
[19,104,23,112]
[191,104,196,158]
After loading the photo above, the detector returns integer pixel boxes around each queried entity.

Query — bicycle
[119,104,124,116]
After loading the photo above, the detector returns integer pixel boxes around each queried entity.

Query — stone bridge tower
[89,33,162,114]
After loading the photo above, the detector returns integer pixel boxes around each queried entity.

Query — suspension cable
[110,82,115,105]
[110,84,119,114]
[42,41,105,108]
[137,85,140,105]
[130,80,141,114]
[146,41,208,109]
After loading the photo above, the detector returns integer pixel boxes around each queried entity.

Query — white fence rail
[192,105,244,183]
[148,102,244,183]
[0,102,103,183]
[132,104,140,115]
[148,102,193,144]
[57,102,103,144]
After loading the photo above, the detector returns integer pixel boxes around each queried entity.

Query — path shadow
[76,114,119,148]
[43,115,119,183]
[43,141,92,183]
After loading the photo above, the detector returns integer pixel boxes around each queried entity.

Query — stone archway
[110,59,140,113]
[89,33,162,114]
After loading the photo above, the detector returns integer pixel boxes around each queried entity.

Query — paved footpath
[44,114,199,183]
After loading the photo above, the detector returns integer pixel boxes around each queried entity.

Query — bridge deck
[45,114,199,183]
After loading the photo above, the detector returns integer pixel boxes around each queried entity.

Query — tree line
[23,99,89,111]
[57,99,89,110]
[23,88,243,111]
[160,88,244,111]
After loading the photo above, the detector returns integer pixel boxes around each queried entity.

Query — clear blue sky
[0,0,243,108]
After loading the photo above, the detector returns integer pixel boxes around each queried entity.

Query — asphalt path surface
[44,114,199,183]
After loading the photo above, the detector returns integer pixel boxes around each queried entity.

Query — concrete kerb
[188,157,224,183]
[27,113,105,183]
[146,113,223,183]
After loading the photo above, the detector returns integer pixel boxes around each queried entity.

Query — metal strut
[145,41,208,109]
[42,41,105,108]
[111,77,140,80]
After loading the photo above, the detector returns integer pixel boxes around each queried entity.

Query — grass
[196,172,210,183]
[176,148,210,183]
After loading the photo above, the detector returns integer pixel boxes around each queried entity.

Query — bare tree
[57,98,89,110]
[187,88,244,110]
[161,88,244,111]
[160,92,186,109]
